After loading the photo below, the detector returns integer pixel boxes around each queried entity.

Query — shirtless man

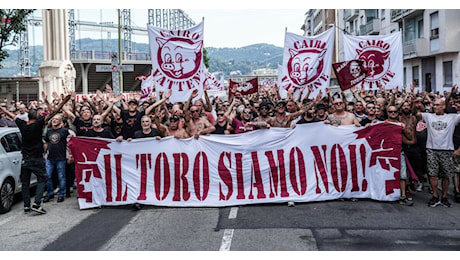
[155,114,190,139]
[325,98,361,127]
[184,89,216,139]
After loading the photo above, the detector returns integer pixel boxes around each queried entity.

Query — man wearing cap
[155,114,190,139]
[315,103,328,121]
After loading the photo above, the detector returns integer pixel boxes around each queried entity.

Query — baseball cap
[128,99,138,105]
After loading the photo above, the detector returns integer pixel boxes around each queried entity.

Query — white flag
[279,28,335,99]
[148,21,205,103]
[136,73,154,104]
[204,66,224,91]
[343,31,403,90]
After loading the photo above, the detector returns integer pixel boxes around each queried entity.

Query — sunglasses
[334,102,343,105]
[217,114,224,117]
[222,104,230,107]
[367,106,375,109]
[170,118,179,122]
[190,110,199,113]
[388,110,398,113]
[259,107,268,110]
[243,111,251,114]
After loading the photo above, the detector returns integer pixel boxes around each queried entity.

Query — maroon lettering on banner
[249,152,267,199]
[360,144,368,191]
[218,152,233,200]
[114,154,125,201]
[311,145,330,194]
[348,145,360,192]
[330,144,348,192]
[104,154,113,202]
[193,152,209,201]
[235,153,245,199]
[154,153,171,200]
[173,153,190,201]
[265,150,289,198]
[136,153,152,200]
[289,147,307,195]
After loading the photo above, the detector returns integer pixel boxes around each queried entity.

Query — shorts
[426,149,454,178]
[402,144,425,175]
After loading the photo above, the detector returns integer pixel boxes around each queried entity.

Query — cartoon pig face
[356,49,390,78]
[288,48,326,86]
[156,37,203,79]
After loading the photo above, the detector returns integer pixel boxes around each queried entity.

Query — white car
[0,127,36,214]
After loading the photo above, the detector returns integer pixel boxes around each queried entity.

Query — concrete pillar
[39,9,76,100]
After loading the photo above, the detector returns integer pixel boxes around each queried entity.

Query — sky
[7,0,453,49]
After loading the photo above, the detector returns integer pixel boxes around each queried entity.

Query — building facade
[303,9,460,94]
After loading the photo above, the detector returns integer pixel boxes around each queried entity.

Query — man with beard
[84,114,115,139]
[296,101,321,125]
[325,98,361,127]
[360,103,382,126]
[386,105,414,206]
[315,103,328,121]
[253,101,271,124]
[399,101,423,193]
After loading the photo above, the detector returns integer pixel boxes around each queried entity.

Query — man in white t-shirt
[417,98,460,208]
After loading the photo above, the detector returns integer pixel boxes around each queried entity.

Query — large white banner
[148,21,205,103]
[69,122,403,209]
[343,31,404,90]
[279,28,335,99]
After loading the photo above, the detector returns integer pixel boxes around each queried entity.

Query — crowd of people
[2,82,460,214]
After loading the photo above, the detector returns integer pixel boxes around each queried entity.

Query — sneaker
[43,195,54,203]
[416,182,423,192]
[406,192,413,201]
[57,197,64,203]
[441,197,452,208]
[31,203,46,214]
[287,201,295,207]
[399,196,414,206]
[428,196,440,207]
[54,187,59,195]
[24,207,31,214]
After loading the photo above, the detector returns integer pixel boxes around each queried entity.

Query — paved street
[1,185,460,251]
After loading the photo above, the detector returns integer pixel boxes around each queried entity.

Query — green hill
[0,39,283,77]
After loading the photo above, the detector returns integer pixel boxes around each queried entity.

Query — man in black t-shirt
[84,114,115,139]
[44,114,73,203]
[0,94,70,214]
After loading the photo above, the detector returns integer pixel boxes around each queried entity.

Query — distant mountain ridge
[0,39,283,77]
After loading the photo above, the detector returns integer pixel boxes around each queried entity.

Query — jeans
[45,160,66,198]
[21,157,47,207]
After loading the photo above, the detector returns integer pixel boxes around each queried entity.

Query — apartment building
[303,9,460,93]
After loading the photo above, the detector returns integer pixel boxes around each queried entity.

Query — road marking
[219,207,238,251]
[395,240,421,245]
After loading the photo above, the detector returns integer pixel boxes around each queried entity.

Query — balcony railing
[403,38,428,58]
[71,50,151,62]
[344,9,359,21]
[360,19,380,35]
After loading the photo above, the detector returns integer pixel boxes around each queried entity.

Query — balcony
[344,9,359,21]
[360,19,380,35]
[403,38,429,58]
[391,9,424,22]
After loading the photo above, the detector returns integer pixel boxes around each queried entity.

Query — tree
[203,47,210,69]
[0,9,35,69]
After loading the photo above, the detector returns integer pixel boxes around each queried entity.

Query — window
[430,12,439,39]
[417,19,424,38]
[381,9,386,20]
[443,61,453,88]
[1,133,22,153]
[412,66,420,87]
